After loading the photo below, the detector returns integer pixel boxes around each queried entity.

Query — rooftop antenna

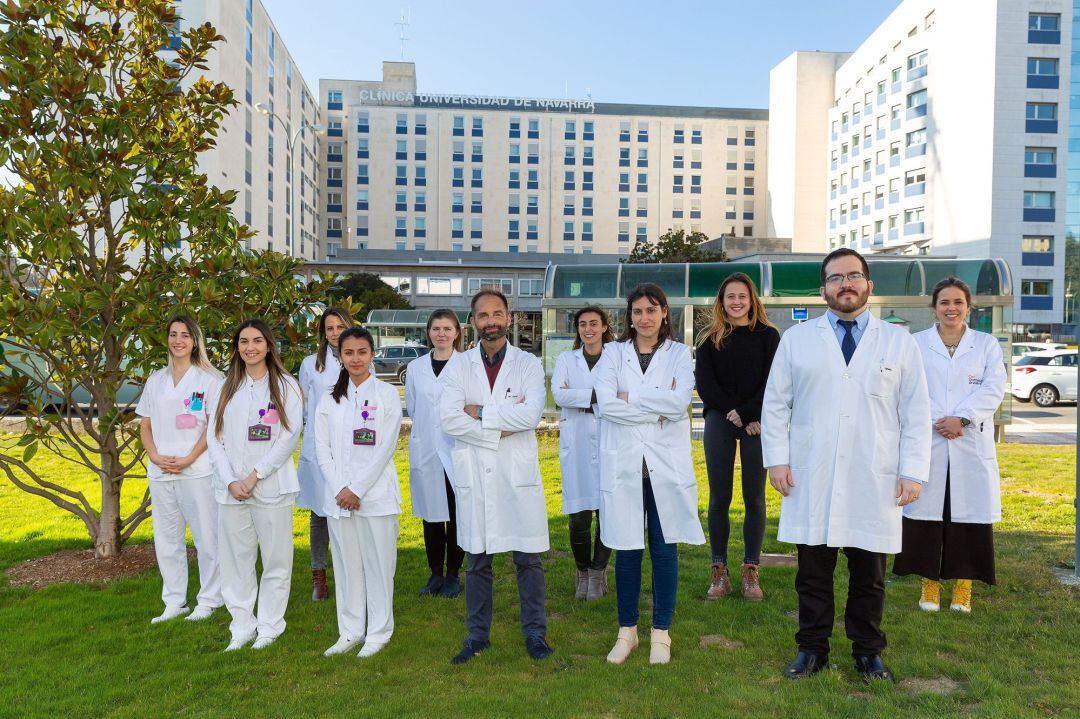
[395,8,411,60]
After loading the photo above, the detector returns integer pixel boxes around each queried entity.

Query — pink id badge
[262,405,280,425]
[248,423,271,442]
[353,427,376,446]
[175,397,198,429]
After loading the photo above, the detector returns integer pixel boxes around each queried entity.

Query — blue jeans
[615,476,678,630]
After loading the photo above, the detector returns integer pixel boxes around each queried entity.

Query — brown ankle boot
[312,569,329,601]
[741,563,763,601]
[706,562,732,600]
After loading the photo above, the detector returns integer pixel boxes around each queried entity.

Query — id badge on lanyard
[353,399,377,446]
[175,391,204,430]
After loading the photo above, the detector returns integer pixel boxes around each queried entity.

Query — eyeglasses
[824,272,867,286]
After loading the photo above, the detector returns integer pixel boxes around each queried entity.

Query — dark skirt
[892,469,996,585]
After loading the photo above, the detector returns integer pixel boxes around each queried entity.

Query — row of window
[336,108,758,145]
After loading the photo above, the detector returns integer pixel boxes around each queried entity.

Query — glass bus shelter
[541,258,1015,425]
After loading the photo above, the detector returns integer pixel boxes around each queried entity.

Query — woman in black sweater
[694,272,780,602]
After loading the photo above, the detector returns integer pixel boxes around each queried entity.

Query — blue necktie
[838,319,857,365]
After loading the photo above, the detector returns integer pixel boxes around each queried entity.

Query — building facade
[318,62,769,259]
[173,0,321,260]
[770,0,1072,327]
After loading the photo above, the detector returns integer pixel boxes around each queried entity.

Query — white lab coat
[551,347,603,515]
[594,340,706,551]
[297,352,341,513]
[405,351,458,521]
[438,343,549,555]
[761,313,932,554]
[315,374,403,519]
[905,327,1006,524]
[206,372,303,507]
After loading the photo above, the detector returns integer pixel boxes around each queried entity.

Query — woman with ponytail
[298,307,354,602]
[206,319,303,652]
[315,327,403,658]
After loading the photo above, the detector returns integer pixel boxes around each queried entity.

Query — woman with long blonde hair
[137,315,224,625]
[206,319,303,652]
[694,273,779,602]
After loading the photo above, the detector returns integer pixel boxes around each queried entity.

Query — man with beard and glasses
[761,249,930,682]
[439,289,552,664]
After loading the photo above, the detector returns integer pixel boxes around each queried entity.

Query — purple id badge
[353,427,376,446]
[248,423,271,441]
[248,408,272,441]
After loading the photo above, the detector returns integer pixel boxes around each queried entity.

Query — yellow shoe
[919,578,941,612]
[950,579,972,613]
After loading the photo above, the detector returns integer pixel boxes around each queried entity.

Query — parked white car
[1011,350,1078,407]
[1011,341,1068,358]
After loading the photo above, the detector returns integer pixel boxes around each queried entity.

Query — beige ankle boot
[606,626,639,664]
[649,628,671,665]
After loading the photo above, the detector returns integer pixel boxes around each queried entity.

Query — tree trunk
[95,422,124,559]
[95,478,122,558]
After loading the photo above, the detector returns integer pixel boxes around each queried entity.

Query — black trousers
[422,475,465,578]
[795,544,887,657]
[702,411,767,565]
[568,509,611,572]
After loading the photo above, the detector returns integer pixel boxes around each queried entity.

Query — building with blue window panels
[769,0,1071,329]
[319,62,769,261]
[1067,0,1080,326]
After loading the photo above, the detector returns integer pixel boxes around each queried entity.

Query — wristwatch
[958,417,972,427]
[254,468,265,480]
[477,406,483,420]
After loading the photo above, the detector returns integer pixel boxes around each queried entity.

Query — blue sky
[261,0,903,108]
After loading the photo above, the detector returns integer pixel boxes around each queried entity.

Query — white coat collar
[815,310,880,366]
[347,373,376,398]
[622,338,670,377]
[468,341,519,367]
[923,324,975,361]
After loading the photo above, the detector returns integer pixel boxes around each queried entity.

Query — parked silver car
[372,345,429,384]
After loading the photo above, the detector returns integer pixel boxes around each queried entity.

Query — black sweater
[694,324,781,423]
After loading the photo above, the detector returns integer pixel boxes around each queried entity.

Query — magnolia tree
[0,1,354,557]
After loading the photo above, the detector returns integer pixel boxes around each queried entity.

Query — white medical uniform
[136,365,224,613]
[206,372,303,642]
[315,375,403,646]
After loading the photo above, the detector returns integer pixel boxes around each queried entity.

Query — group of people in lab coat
[138,310,404,657]
[136,247,1005,679]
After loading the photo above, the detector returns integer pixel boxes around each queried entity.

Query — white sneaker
[251,635,279,650]
[358,641,387,658]
[185,606,217,622]
[224,630,256,652]
[324,637,363,657]
[151,606,190,624]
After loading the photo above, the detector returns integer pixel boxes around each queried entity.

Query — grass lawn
[0,438,1077,718]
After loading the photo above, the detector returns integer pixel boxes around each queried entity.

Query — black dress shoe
[450,639,490,665]
[854,654,894,681]
[419,574,444,597]
[438,575,462,598]
[525,636,553,661]
[783,650,829,679]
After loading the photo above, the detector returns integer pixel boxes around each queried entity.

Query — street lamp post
[255,102,323,259]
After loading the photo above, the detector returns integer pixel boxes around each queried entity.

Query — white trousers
[327,513,400,645]
[149,477,221,611]
[217,502,295,640]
